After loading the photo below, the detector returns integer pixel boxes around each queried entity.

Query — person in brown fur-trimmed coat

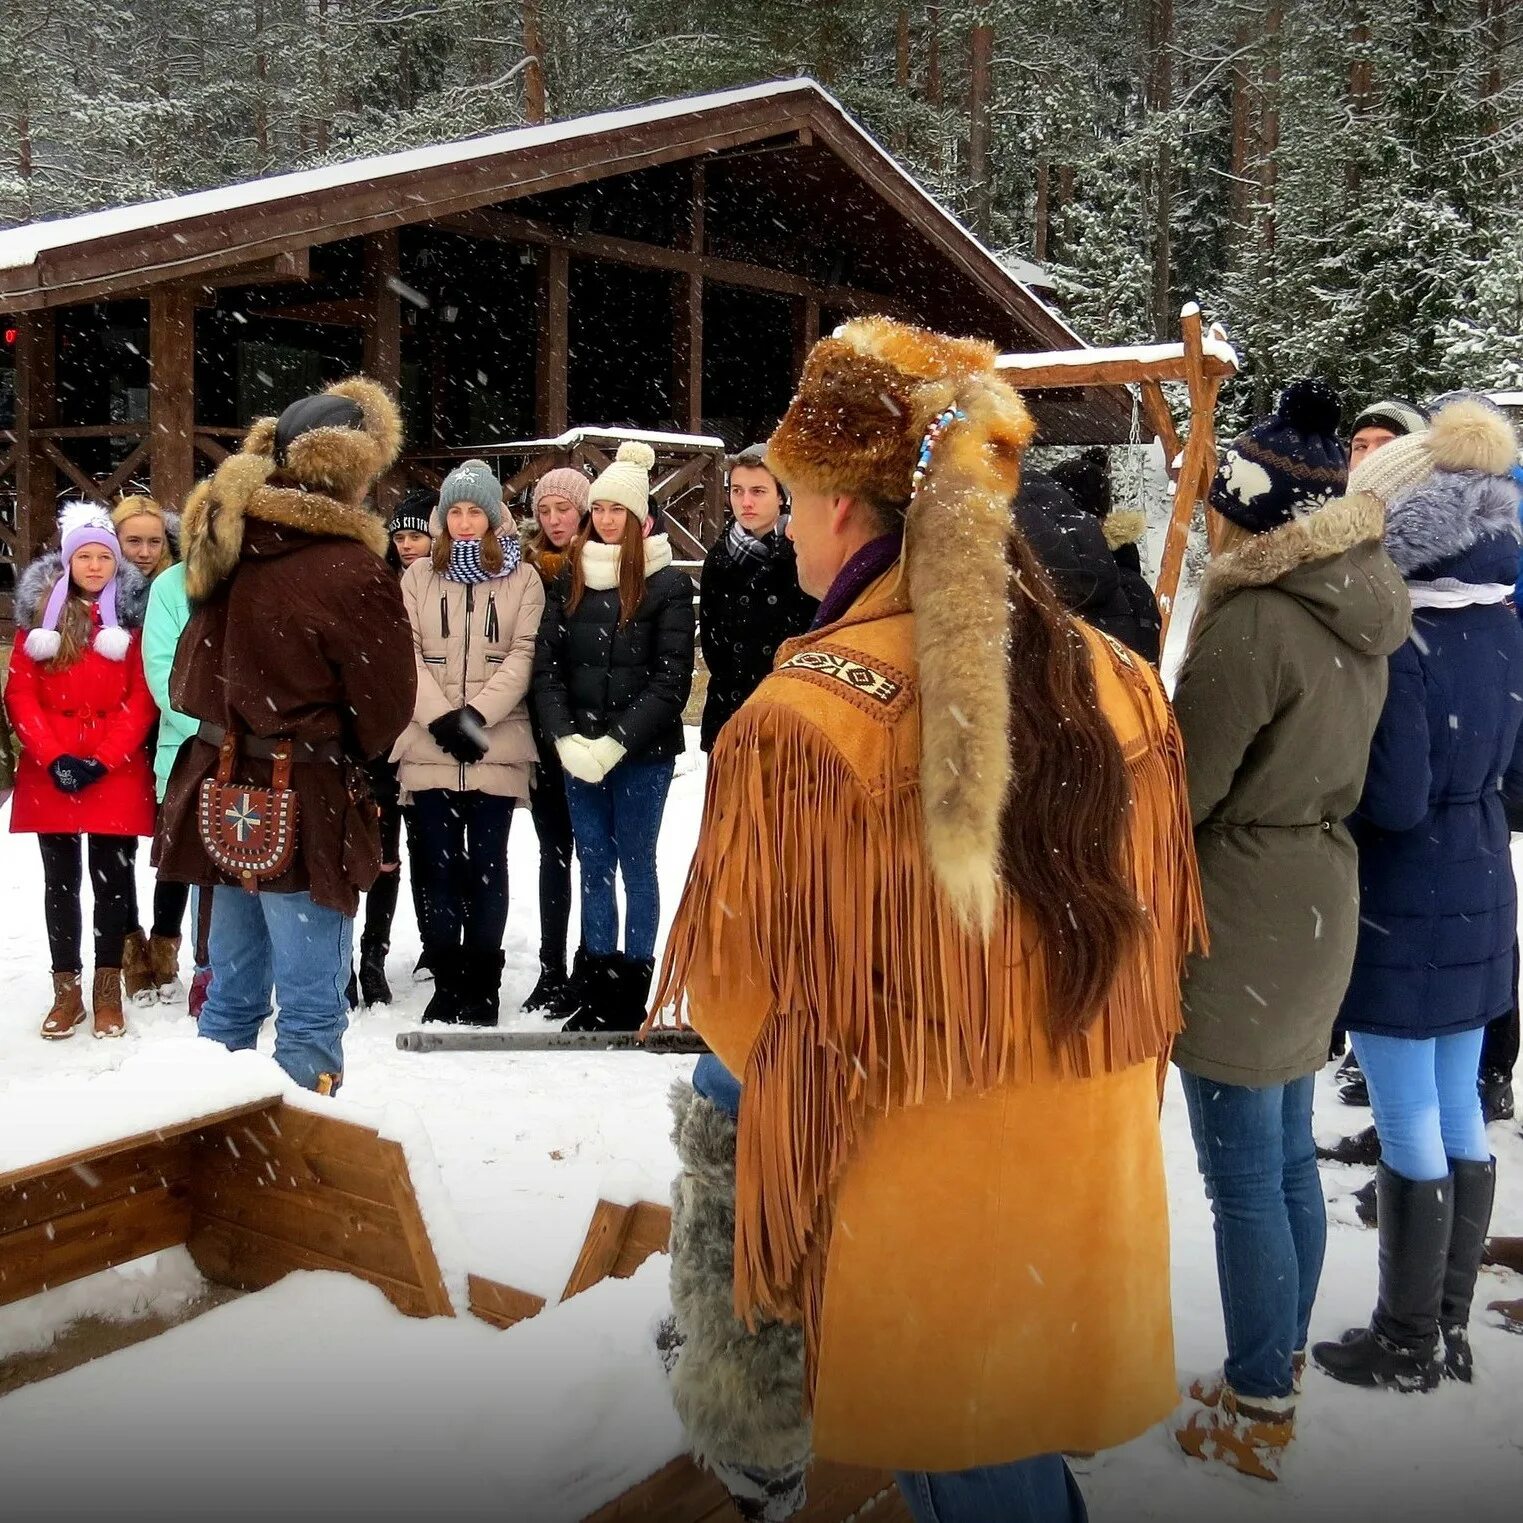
[648,318,1204,1523]
[154,378,415,1092]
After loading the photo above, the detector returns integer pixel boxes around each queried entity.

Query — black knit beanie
[1210,379,1347,534]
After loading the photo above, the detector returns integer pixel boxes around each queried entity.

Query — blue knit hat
[1210,379,1348,534]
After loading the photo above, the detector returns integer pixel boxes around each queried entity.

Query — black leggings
[410,790,513,955]
[1482,940,1521,1080]
[529,757,574,972]
[152,878,190,939]
[38,833,139,973]
[359,795,405,950]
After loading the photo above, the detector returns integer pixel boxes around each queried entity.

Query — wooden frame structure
[1000,302,1239,641]
[0,79,1143,610]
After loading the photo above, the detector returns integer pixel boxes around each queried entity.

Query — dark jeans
[359,793,404,950]
[38,833,139,972]
[564,758,675,960]
[1180,1070,1326,1400]
[410,789,513,954]
[895,1455,1086,1523]
[529,750,574,973]
[151,877,190,939]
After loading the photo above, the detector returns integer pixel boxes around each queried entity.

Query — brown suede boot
[40,971,87,1039]
[147,933,184,1003]
[1176,1385,1295,1483]
[92,967,126,1039]
[121,929,155,1008]
[1489,1296,1523,1332]
[1484,1236,1523,1274]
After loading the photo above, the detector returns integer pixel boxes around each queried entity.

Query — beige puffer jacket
[393,556,546,799]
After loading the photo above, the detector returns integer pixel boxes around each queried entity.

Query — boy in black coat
[698,446,819,751]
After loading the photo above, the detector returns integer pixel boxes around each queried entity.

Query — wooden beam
[793,293,821,380]
[264,299,368,327]
[672,274,703,434]
[149,285,196,510]
[998,350,1237,390]
[438,205,914,321]
[535,245,570,435]
[13,310,57,560]
[1154,307,1218,641]
[362,230,403,515]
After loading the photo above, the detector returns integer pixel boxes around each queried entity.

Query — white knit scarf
[1405,579,1513,610]
[580,533,673,590]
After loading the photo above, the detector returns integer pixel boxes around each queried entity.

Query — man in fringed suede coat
[651,318,1204,1523]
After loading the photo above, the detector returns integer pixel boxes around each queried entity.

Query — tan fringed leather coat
[654,569,1204,1473]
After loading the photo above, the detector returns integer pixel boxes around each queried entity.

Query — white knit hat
[1349,395,1520,506]
[588,440,656,522]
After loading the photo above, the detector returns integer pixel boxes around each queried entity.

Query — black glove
[428,707,489,764]
[50,755,108,793]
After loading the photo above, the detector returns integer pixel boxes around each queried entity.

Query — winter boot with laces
[39,970,87,1040]
[358,930,392,1007]
[147,933,184,1003]
[1440,1156,1496,1382]
[1175,1385,1295,1483]
[91,967,126,1039]
[121,929,156,1008]
[1188,1352,1305,1408]
[1313,1162,1452,1392]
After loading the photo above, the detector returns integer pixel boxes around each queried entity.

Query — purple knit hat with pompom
[24,503,129,662]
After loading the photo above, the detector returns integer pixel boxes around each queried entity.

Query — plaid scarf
[725,515,789,566]
[445,532,523,585]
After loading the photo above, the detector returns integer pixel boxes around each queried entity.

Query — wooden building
[0,78,1134,603]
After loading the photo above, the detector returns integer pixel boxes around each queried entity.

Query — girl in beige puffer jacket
[394,459,546,1024]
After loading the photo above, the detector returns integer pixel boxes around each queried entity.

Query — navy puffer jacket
[1340,469,1523,1038]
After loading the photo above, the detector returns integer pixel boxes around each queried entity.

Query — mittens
[585,734,627,776]
[557,735,605,784]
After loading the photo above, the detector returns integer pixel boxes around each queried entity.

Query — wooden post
[535,245,570,436]
[149,288,196,513]
[792,294,820,382]
[968,21,994,240]
[13,311,57,561]
[362,230,403,513]
[671,163,705,435]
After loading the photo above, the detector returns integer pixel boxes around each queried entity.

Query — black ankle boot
[561,952,624,1032]
[359,933,392,1007]
[1441,1156,1497,1382]
[1336,1052,1370,1107]
[1313,1163,1453,1393]
[422,946,463,1024]
[525,960,574,1020]
[459,950,504,1027]
[1317,1125,1382,1167]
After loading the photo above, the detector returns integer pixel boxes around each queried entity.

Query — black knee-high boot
[1440,1156,1497,1382]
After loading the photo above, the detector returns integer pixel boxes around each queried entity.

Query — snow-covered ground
[1,731,1521,1521]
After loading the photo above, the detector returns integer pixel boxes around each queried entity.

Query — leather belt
[197,721,344,765]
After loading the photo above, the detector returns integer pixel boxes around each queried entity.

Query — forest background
[5,0,1521,422]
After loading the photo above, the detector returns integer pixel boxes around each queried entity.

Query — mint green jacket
[141,563,197,802]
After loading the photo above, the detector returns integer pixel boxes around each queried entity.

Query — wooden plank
[13,310,56,561]
[1138,380,1183,468]
[562,1200,636,1300]
[467,1273,546,1330]
[363,230,403,518]
[41,439,109,503]
[149,284,196,510]
[611,1201,672,1279]
[1000,351,1237,390]
[0,1099,279,1193]
[0,1183,192,1307]
[186,1216,440,1319]
[378,1137,456,1317]
[215,1110,397,1201]
[582,1454,731,1523]
[0,1138,192,1235]
[535,245,570,436]
[671,272,704,436]
[96,434,154,499]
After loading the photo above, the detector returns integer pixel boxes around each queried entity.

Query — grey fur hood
[15,553,148,633]
[1382,469,1523,577]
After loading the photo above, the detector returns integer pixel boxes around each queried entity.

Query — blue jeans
[1179,1071,1326,1400]
[564,758,675,960]
[1352,1028,1490,1180]
[198,887,353,1090]
[692,1052,742,1116]
[895,1455,1086,1523]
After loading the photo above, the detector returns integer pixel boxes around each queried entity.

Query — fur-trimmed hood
[181,376,401,602]
[1201,492,1410,657]
[1382,469,1522,579]
[15,553,147,633]
[1102,506,1146,551]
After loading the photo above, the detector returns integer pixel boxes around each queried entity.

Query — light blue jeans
[1351,1028,1490,1180]
[895,1455,1087,1523]
[198,887,353,1090]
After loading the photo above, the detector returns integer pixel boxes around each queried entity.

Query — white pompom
[94,625,132,661]
[24,628,62,661]
[616,440,656,470]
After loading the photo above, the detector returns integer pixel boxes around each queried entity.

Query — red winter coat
[5,614,158,839]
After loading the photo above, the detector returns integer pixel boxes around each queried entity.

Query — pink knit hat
[25,503,129,663]
[532,467,591,516]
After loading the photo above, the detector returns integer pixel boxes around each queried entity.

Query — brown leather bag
[197,729,300,892]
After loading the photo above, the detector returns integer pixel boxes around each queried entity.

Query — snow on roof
[1488,391,1523,409]
[0,77,1076,343]
[0,79,818,275]
[996,331,1241,374]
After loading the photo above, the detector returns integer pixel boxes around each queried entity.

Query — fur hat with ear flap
[180,376,402,601]
[588,440,657,522]
[22,503,137,663]
[765,315,1036,930]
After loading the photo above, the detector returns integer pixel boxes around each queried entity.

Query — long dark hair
[999,526,1144,1040]
[567,513,651,627]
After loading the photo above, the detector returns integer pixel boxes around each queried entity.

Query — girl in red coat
[6,504,157,1039]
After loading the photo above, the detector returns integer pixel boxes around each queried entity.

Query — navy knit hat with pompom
[1210,379,1348,534]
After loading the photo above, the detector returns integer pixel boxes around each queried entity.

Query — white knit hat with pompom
[587,440,657,523]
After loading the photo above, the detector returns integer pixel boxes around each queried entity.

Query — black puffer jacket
[1014,472,1162,663]
[532,551,697,762]
[698,522,818,751]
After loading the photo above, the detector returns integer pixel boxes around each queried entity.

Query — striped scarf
[445,532,523,585]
